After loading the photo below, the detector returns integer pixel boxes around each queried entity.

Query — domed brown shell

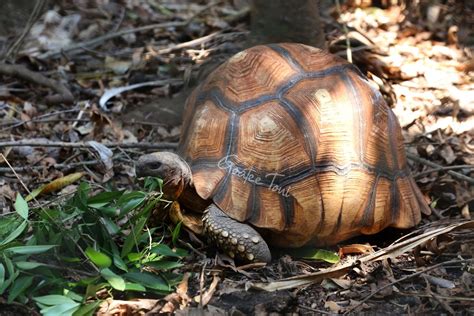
[178,43,430,247]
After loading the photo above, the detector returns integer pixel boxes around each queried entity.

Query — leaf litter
[0,0,473,314]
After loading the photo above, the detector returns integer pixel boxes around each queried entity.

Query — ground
[0,0,473,315]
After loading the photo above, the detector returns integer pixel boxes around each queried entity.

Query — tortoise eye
[149,161,162,170]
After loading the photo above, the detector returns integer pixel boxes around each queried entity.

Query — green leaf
[7,245,57,255]
[88,190,123,205]
[95,207,119,217]
[146,260,183,271]
[34,295,77,305]
[296,248,340,263]
[7,275,33,303]
[85,248,112,269]
[83,283,106,299]
[15,261,46,270]
[0,263,4,287]
[151,244,186,258]
[0,220,27,246]
[110,243,128,272]
[14,194,28,220]
[65,290,83,302]
[126,252,142,262]
[123,272,170,292]
[124,282,146,292]
[112,255,128,272]
[70,182,90,211]
[171,221,182,245]
[121,216,148,257]
[144,177,163,192]
[72,301,101,316]
[117,191,146,216]
[0,259,17,295]
[101,268,125,291]
[40,302,80,316]
[101,217,120,235]
[4,256,14,275]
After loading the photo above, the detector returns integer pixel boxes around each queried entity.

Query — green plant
[0,178,187,315]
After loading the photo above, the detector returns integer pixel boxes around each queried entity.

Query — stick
[335,0,353,63]
[0,63,73,104]
[0,108,80,129]
[344,258,474,315]
[154,31,223,55]
[0,140,178,150]
[2,0,47,61]
[407,152,474,184]
[415,165,474,178]
[37,21,185,59]
[37,1,223,59]
[0,159,101,174]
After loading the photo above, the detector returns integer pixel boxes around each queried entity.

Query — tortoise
[136,43,431,263]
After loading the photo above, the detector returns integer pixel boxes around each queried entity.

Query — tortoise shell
[178,43,430,247]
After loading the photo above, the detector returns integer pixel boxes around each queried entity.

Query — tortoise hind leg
[202,204,271,263]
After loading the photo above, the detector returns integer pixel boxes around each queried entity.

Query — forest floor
[0,0,473,315]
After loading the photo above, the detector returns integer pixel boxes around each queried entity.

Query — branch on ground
[0,63,74,105]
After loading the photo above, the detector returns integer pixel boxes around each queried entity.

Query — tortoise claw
[202,204,271,263]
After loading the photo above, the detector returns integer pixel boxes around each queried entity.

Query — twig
[344,258,474,315]
[0,108,80,128]
[0,159,101,174]
[0,108,80,129]
[2,119,89,131]
[37,262,97,277]
[335,0,352,63]
[407,152,474,184]
[37,21,185,59]
[414,165,474,178]
[153,31,223,55]
[198,261,207,310]
[399,292,474,302]
[37,1,223,59]
[0,63,73,104]
[298,305,333,315]
[0,140,178,150]
[2,0,47,61]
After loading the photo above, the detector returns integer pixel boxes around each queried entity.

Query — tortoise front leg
[202,204,271,263]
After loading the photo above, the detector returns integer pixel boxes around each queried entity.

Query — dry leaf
[194,275,220,306]
[97,298,158,315]
[324,301,342,312]
[423,274,456,289]
[25,172,84,201]
[251,220,474,291]
[338,244,375,257]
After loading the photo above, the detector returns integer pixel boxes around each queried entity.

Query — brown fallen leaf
[338,244,375,257]
[194,274,220,306]
[330,277,352,290]
[251,220,474,291]
[324,300,342,312]
[461,204,471,219]
[147,274,191,315]
[97,298,159,315]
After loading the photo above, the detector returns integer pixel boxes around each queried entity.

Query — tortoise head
[136,152,192,199]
